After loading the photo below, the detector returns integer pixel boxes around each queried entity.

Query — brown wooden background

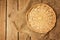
[0,0,60,40]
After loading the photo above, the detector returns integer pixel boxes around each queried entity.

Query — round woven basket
[26,3,56,33]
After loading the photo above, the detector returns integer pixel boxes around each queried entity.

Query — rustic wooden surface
[0,0,60,40]
[0,0,6,40]
[7,0,18,40]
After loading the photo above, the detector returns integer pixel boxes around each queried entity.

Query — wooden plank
[18,0,30,40]
[18,0,31,40]
[18,0,42,40]
[7,0,18,40]
[0,0,6,40]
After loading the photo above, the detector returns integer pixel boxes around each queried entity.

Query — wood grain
[0,0,60,40]
[0,0,6,40]
[7,0,18,40]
